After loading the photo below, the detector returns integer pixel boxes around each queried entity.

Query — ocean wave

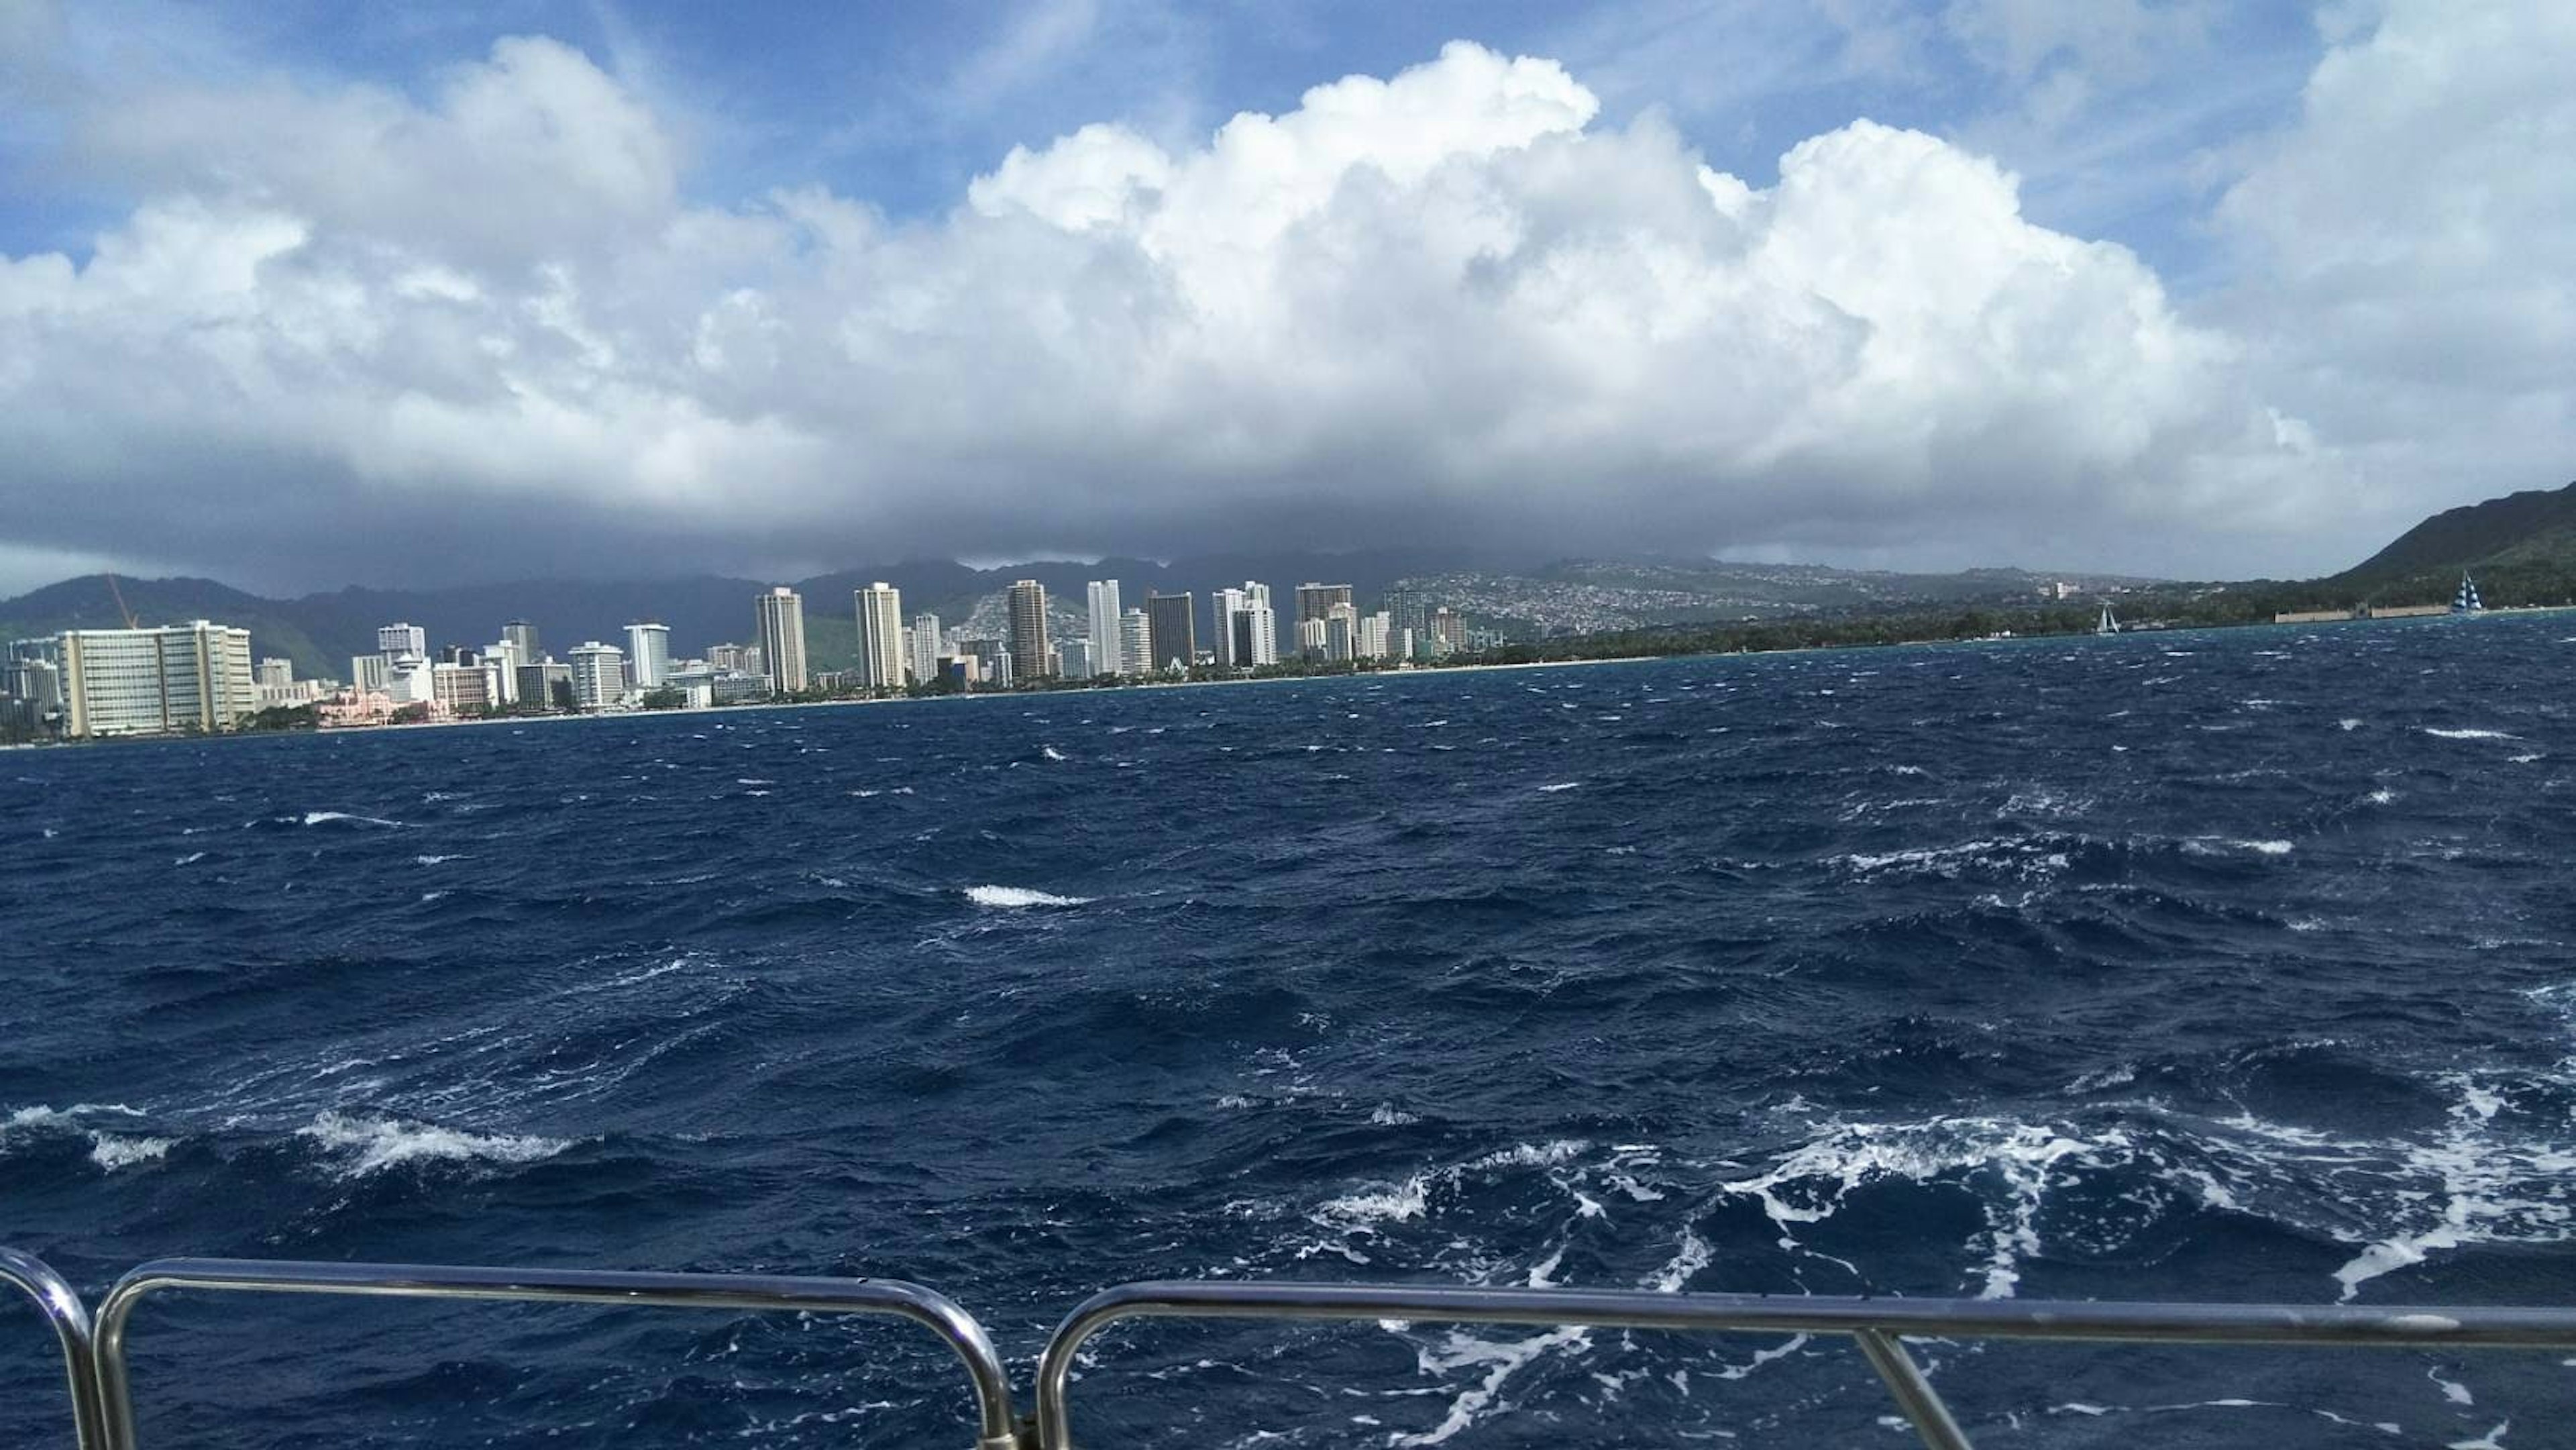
[294,1111,570,1178]
[1719,1115,2131,1298]
[2422,728,2518,741]
[88,1134,174,1171]
[965,886,1093,909]
[299,811,407,828]
[1535,782,1580,792]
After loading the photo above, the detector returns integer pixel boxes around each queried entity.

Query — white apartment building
[854,583,905,690]
[567,641,627,709]
[624,623,672,689]
[1085,580,1122,678]
[60,621,256,738]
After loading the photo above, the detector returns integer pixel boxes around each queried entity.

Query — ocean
[4,615,2572,1447]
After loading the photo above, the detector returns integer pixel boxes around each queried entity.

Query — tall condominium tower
[502,619,541,662]
[1006,579,1051,683]
[1144,592,1195,673]
[1295,582,1353,625]
[623,622,671,688]
[377,622,428,658]
[1210,588,1245,668]
[908,613,943,683]
[1119,609,1152,677]
[755,587,808,692]
[854,582,906,690]
[1085,580,1122,678]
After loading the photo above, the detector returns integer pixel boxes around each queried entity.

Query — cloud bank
[1,6,2567,590]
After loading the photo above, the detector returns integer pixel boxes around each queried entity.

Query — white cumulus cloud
[0,31,2375,588]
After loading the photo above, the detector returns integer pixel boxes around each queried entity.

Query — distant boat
[2097,603,2120,635]
[2453,571,2483,614]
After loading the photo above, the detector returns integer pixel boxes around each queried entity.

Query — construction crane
[103,572,140,629]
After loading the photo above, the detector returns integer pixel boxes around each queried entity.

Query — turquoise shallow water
[3,616,2573,1446]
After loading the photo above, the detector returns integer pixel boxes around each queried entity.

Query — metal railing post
[0,1246,107,1450]
[91,1259,1019,1450]
[1852,1328,1972,1450]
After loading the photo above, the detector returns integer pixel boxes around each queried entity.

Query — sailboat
[2453,571,2483,614]
[2096,602,2120,635]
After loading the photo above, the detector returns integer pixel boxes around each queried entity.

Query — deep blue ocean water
[5,615,2576,1447]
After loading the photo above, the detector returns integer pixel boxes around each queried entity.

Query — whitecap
[1535,782,1580,793]
[88,1134,174,1171]
[415,853,466,866]
[965,886,1093,909]
[302,811,404,828]
[1041,745,1067,762]
[1370,1104,1420,1126]
[172,851,205,866]
[296,1112,569,1178]
[2422,728,2518,741]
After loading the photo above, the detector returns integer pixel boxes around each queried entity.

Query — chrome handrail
[91,1258,1020,1450]
[1033,1280,2576,1450]
[0,1246,106,1450]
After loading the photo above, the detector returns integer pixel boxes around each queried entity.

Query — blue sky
[1,1,2569,594]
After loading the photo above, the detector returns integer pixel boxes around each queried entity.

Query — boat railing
[0,1247,105,1450]
[87,1257,1019,1450]
[9,1246,2576,1450]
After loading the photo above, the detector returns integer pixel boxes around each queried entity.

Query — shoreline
[18,604,2575,752]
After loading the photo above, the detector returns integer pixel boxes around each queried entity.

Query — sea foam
[965,886,1093,909]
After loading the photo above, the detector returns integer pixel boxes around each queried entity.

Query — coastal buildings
[1007,580,1051,682]
[377,623,427,658]
[566,641,627,709]
[1061,637,1095,680]
[431,660,498,715]
[1324,602,1360,662]
[1145,592,1194,673]
[59,621,256,738]
[503,621,541,661]
[755,588,808,693]
[624,623,671,689]
[1085,580,1122,678]
[908,612,942,684]
[854,582,906,691]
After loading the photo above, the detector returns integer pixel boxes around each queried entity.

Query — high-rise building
[964,637,1010,688]
[623,623,671,688]
[1324,602,1360,662]
[1061,637,1095,680]
[1295,617,1328,658]
[349,654,390,692]
[755,587,807,692]
[1383,588,1432,641]
[1120,609,1152,676]
[1358,611,1393,660]
[854,582,905,691]
[567,641,627,709]
[1085,580,1122,678]
[1210,588,1246,668]
[708,642,747,673]
[376,623,428,658]
[1006,580,1051,683]
[1295,583,1353,625]
[1430,607,1467,656]
[908,613,942,684]
[1144,592,1195,673]
[59,621,256,738]
[431,661,498,715]
[515,662,574,710]
[1213,581,1276,668]
[502,620,541,662]
[255,657,293,689]
[479,640,522,705]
